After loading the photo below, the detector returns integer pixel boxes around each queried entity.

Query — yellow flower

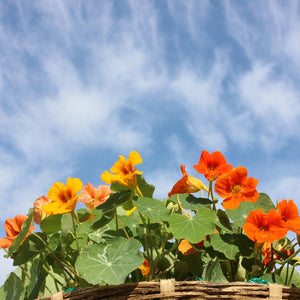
[43,178,83,215]
[101,151,143,187]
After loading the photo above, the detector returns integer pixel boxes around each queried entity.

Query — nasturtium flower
[193,150,233,181]
[0,215,35,249]
[178,239,196,255]
[214,166,259,209]
[33,195,51,224]
[78,183,113,211]
[277,199,300,234]
[139,258,151,278]
[43,177,83,215]
[101,151,143,187]
[243,209,288,243]
[168,165,209,197]
[262,241,293,266]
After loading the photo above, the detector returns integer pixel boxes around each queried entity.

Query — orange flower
[43,177,83,215]
[101,151,143,187]
[178,239,196,255]
[262,241,293,266]
[168,165,209,197]
[78,183,113,211]
[139,258,151,277]
[243,209,288,243]
[277,199,300,234]
[0,215,35,249]
[33,195,51,224]
[193,150,233,181]
[214,166,259,209]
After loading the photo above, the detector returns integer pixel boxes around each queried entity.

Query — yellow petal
[186,176,209,192]
[66,177,83,194]
[128,151,142,166]
[47,182,65,202]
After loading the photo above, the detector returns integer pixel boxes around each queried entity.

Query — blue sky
[1,0,300,284]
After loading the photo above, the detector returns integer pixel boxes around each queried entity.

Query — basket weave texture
[37,280,300,300]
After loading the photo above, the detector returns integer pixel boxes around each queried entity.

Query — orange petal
[178,239,196,255]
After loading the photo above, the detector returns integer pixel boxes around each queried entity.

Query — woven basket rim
[36,279,300,300]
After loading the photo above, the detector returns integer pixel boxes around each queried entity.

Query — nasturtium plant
[1,150,300,300]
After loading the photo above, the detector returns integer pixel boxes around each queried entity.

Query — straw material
[36,280,300,300]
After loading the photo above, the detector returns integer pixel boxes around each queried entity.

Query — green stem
[71,211,80,252]
[209,181,217,211]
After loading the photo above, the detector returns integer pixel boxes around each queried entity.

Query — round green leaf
[134,196,170,222]
[40,214,62,234]
[226,201,258,227]
[168,208,216,243]
[256,193,275,213]
[209,233,254,260]
[76,237,144,285]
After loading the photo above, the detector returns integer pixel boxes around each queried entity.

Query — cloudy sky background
[1,0,300,284]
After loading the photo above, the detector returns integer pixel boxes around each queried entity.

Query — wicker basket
[37,280,300,300]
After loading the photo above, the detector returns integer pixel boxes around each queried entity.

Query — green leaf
[209,233,254,260]
[216,209,232,232]
[0,272,24,300]
[7,208,34,256]
[256,193,275,213]
[136,174,155,198]
[260,273,283,284]
[170,194,212,210]
[40,214,62,234]
[26,259,47,300]
[280,267,300,288]
[168,208,216,243]
[89,210,115,230]
[203,257,228,283]
[134,196,170,222]
[61,213,73,232]
[96,190,132,213]
[226,201,258,227]
[13,232,47,266]
[77,208,93,223]
[88,224,112,243]
[76,237,144,285]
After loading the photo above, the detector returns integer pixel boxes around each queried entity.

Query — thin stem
[117,217,130,240]
[209,181,217,211]
[177,195,189,218]
[135,184,144,197]
[71,211,80,252]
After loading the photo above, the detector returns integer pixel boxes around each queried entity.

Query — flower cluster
[1,150,300,299]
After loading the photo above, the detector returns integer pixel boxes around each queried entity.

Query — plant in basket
[1,150,300,299]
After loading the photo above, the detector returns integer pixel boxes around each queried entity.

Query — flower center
[231,185,242,194]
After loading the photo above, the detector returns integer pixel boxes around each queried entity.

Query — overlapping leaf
[76,237,144,285]
[134,196,170,222]
[168,208,216,243]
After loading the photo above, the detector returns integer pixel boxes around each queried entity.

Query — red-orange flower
[0,215,35,249]
[262,241,293,266]
[243,209,288,243]
[78,183,113,211]
[33,195,51,224]
[214,166,259,209]
[43,178,83,215]
[139,258,151,278]
[277,199,300,234]
[168,165,209,197]
[193,150,233,181]
[101,151,143,187]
